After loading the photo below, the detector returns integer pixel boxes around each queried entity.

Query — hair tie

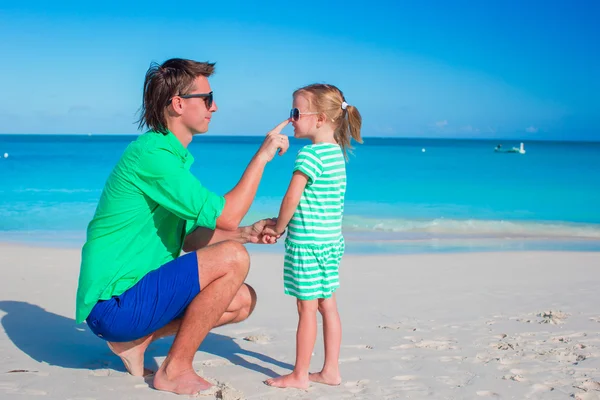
[341,101,349,110]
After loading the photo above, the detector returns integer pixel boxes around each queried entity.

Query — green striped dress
[284,143,346,300]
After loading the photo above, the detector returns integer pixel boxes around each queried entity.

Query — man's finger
[277,136,289,156]
[269,119,290,135]
[252,222,263,232]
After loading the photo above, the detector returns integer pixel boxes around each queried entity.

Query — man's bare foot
[107,336,152,377]
[309,371,341,386]
[153,367,212,395]
[265,373,309,389]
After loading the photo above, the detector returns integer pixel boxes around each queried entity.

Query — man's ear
[169,97,185,115]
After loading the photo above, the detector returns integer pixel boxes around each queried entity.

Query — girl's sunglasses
[168,91,214,109]
[290,108,319,122]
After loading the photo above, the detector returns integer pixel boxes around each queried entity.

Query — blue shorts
[86,252,200,342]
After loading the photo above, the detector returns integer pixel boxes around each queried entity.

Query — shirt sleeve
[134,147,225,230]
[293,146,324,184]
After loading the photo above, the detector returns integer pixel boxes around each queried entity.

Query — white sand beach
[1,244,599,399]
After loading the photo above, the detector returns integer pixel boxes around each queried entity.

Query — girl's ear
[316,112,327,128]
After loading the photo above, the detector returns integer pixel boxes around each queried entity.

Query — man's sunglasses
[168,91,213,109]
[290,108,319,122]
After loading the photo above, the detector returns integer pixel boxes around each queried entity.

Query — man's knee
[228,284,257,324]
[244,284,257,316]
[220,240,250,276]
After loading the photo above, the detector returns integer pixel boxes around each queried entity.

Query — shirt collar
[159,130,194,166]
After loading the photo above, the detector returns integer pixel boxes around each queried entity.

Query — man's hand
[262,225,280,237]
[261,224,286,244]
[256,120,290,163]
[243,218,281,244]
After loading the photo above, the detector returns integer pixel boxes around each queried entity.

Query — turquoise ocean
[1,134,599,254]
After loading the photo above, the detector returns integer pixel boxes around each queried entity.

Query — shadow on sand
[0,300,292,378]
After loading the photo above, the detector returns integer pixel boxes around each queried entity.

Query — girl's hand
[261,234,278,244]
[261,225,284,244]
[245,218,279,244]
[262,226,280,237]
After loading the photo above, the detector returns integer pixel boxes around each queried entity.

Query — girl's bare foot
[153,367,212,395]
[107,336,152,377]
[309,370,341,386]
[265,373,310,389]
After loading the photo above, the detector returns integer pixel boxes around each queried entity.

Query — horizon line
[1,132,599,144]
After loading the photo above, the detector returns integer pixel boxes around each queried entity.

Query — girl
[264,83,362,389]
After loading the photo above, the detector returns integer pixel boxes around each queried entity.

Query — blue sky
[0,1,598,140]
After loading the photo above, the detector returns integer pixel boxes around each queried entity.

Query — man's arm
[183,218,278,252]
[216,121,290,231]
[183,226,248,252]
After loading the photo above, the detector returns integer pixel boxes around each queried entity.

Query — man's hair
[137,58,215,134]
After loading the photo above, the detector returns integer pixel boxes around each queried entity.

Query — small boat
[494,143,526,154]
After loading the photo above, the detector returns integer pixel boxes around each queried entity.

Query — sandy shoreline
[1,243,599,399]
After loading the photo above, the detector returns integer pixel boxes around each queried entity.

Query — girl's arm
[268,171,309,235]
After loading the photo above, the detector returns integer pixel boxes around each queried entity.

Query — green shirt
[75,131,225,323]
[287,144,346,246]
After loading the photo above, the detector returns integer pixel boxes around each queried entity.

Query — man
[75,58,290,395]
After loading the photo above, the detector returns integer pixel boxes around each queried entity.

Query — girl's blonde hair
[293,83,362,159]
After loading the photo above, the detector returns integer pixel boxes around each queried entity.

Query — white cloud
[374,125,395,135]
[526,126,538,133]
[435,120,448,128]
[460,125,480,133]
